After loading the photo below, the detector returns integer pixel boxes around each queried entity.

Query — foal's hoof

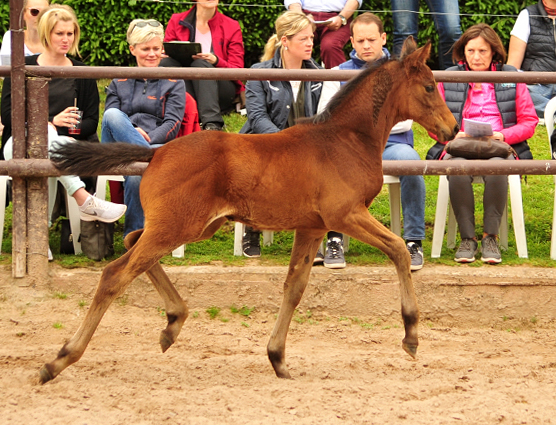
[39,366,53,384]
[159,332,174,353]
[402,342,418,359]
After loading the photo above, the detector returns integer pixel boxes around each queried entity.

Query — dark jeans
[160,57,236,126]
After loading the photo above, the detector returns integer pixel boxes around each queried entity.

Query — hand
[53,106,80,128]
[326,16,342,31]
[454,131,469,139]
[491,132,505,142]
[192,53,217,65]
[135,127,151,142]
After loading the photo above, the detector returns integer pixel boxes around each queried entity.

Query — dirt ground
[1,263,555,425]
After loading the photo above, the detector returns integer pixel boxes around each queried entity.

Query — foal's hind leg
[124,230,188,353]
[39,230,178,384]
[339,209,419,357]
[267,229,326,379]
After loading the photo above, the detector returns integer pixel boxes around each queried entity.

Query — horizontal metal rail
[3,65,556,83]
[2,159,556,177]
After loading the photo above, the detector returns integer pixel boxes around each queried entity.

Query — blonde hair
[126,19,165,46]
[261,11,314,62]
[37,4,80,56]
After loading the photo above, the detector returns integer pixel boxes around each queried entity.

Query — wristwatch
[338,14,347,25]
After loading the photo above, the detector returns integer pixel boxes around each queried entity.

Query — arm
[507,35,527,70]
[244,79,282,134]
[214,23,244,69]
[285,1,302,12]
[339,0,361,20]
[163,15,179,42]
[499,83,539,145]
[147,80,186,145]
[104,79,123,111]
[76,78,100,139]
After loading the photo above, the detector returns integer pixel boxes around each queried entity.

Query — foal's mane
[308,58,398,125]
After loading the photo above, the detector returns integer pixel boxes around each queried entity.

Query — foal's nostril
[453,124,460,135]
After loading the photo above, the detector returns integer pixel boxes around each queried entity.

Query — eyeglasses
[131,20,162,32]
[28,8,41,17]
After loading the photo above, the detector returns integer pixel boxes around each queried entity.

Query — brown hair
[350,12,384,37]
[451,23,506,65]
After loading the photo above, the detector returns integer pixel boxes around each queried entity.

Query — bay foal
[44,39,458,383]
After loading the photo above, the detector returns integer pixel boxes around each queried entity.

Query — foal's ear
[399,35,418,59]
[401,40,432,67]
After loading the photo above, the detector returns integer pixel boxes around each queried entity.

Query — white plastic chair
[543,96,556,259]
[95,175,186,258]
[431,174,527,258]
[232,175,402,256]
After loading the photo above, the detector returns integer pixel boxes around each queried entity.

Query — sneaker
[203,122,223,131]
[481,235,502,264]
[79,195,127,223]
[242,228,261,258]
[48,248,53,262]
[407,242,424,271]
[324,237,346,269]
[313,247,324,265]
[454,238,479,263]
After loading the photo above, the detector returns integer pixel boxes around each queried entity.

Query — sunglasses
[131,20,162,32]
[28,8,41,17]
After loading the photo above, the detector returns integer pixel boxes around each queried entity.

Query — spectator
[1,5,126,259]
[436,24,537,264]
[101,19,186,237]
[390,0,461,70]
[319,12,425,270]
[507,0,556,119]
[239,11,324,261]
[0,0,50,66]
[285,0,362,68]
[161,0,244,131]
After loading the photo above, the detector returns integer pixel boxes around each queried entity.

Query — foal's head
[395,37,459,142]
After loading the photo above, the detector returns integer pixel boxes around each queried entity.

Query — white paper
[463,119,493,138]
[312,18,333,25]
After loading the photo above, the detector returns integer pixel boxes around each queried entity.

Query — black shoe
[203,122,223,131]
[242,229,261,258]
[324,237,346,269]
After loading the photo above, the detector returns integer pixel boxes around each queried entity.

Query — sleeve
[104,79,122,111]
[317,80,340,114]
[0,31,12,65]
[244,79,281,134]
[164,15,179,42]
[499,83,539,145]
[0,75,13,145]
[76,77,100,140]
[510,9,530,43]
[147,80,186,145]
[215,22,244,69]
[284,0,302,9]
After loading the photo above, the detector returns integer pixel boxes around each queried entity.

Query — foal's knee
[124,229,144,250]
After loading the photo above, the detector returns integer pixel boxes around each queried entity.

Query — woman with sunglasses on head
[0,0,50,65]
[101,19,185,237]
[161,0,244,131]
[1,5,127,258]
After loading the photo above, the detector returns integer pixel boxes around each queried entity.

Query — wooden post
[26,78,50,279]
[9,0,27,278]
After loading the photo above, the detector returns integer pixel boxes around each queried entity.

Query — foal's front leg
[267,229,325,379]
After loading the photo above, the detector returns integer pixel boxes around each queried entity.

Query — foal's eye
[425,85,435,93]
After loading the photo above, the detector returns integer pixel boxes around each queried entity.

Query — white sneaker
[79,195,126,223]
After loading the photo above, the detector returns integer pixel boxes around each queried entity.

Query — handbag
[79,220,115,261]
[445,137,515,159]
[59,218,75,255]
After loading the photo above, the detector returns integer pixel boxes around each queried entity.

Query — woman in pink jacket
[433,24,538,265]
[162,0,244,131]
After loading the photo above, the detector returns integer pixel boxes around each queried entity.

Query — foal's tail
[50,139,155,175]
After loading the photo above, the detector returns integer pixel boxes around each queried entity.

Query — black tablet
[163,41,202,67]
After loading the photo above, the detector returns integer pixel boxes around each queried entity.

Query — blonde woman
[1,5,126,258]
[239,12,327,259]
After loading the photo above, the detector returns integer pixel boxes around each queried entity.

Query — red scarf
[543,0,556,16]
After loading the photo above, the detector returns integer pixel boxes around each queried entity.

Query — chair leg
[388,180,402,237]
[508,174,527,258]
[65,191,82,255]
[262,231,274,247]
[552,176,556,260]
[431,175,450,258]
[234,222,244,256]
[499,205,509,251]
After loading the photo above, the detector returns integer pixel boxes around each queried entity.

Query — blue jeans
[391,0,461,70]
[527,83,556,118]
[101,108,152,237]
[383,142,426,241]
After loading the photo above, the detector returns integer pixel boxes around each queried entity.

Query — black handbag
[79,220,115,261]
[445,137,515,159]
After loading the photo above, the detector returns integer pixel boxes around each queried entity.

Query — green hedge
[0,1,535,69]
